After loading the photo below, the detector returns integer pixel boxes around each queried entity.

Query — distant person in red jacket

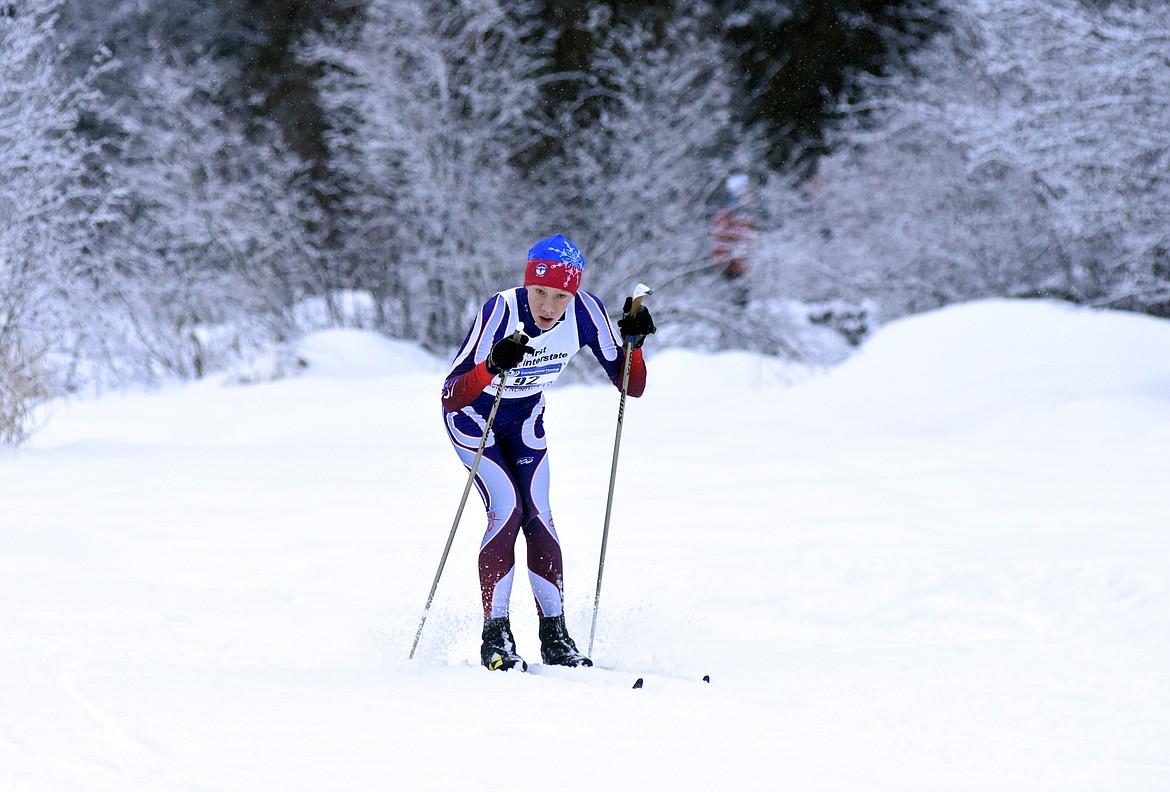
[713,174,756,304]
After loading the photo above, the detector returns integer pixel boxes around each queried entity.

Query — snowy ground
[3,299,1169,791]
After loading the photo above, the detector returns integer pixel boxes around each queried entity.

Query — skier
[712,173,756,306]
[440,234,655,671]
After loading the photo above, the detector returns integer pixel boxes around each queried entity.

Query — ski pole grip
[625,283,653,317]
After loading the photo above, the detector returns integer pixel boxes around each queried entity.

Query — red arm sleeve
[441,361,495,413]
[615,347,646,398]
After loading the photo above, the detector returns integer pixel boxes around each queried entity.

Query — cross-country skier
[440,234,655,671]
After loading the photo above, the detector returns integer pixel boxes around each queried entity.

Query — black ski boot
[538,614,593,667]
[480,616,527,671]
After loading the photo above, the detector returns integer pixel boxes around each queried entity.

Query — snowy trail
[3,300,1169,790]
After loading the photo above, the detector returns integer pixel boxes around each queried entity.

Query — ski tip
[632,677,644,689]
[703,675,710,683]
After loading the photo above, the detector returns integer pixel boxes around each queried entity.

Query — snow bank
[4,299,1168,792]
[297,329,445,379]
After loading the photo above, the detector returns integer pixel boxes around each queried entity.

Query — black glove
[618,298,656,349]
[486,333,535,375]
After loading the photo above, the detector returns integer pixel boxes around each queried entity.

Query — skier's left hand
[618,299,656,349]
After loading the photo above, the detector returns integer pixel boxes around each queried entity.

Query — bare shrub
[1,334,52,446]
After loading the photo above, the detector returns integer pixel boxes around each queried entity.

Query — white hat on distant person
[725,173,750,197]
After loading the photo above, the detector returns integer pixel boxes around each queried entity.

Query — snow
[4,299,1169,791]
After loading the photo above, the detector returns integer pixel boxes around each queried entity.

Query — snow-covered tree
[307,0,554,347]
[88,46,319,382]
[771,0,1170,319]
[310,0,769,350]
[1,0,100,441]
[535,11,764,347]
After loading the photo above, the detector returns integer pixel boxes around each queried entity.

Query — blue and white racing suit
[441,287,646,619]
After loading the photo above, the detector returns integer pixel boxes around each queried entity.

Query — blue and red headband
[525,234,585,295]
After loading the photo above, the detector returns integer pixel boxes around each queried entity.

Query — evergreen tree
[718,0,946,170]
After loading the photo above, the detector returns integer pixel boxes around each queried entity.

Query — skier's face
[526,285,573,331]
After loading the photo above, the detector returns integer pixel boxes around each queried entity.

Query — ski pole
[588,284,652,657]
[409,352,515,661]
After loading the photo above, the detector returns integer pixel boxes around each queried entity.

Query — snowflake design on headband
[550,240,585,271]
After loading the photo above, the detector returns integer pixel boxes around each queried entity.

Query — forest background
[3,0,1168,442]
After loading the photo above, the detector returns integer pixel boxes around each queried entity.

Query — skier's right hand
[618,298,656,349]
[486,333,535,375]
